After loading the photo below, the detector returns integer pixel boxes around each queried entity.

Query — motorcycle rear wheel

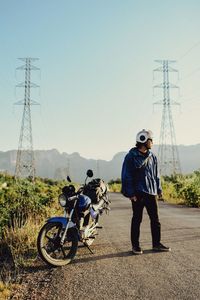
[37,222,78,267]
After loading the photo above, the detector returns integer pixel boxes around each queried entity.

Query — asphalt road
[15,193,200,300]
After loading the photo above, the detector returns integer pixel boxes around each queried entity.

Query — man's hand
[158,193,164,201]
[129,196,137,202]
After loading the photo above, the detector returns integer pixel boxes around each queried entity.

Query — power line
[179,67,200,81]
[178,40,200,62]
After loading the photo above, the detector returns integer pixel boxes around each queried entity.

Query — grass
[0,281,11,300]
[108,183,121,193]
[0,206,60,297]
[108,182,194,206]
[0,193,62,286]
[0,218,44,298]
[0,173,198,297]
[2,219,43,267]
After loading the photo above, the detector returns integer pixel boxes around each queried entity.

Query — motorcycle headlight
[58,194,67,207]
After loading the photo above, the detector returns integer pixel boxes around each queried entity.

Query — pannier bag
[83,178,107,204]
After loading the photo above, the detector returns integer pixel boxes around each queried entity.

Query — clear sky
[0,0,200,160]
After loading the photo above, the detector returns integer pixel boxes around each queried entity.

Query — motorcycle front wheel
[37,222,78,267]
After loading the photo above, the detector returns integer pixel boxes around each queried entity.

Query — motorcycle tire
[37,222,78,267]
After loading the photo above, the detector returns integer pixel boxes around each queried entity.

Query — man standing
[121,129,171,255]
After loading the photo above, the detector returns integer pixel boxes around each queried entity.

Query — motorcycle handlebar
[68,195,78,202]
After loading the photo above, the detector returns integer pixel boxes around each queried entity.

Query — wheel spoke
[60,246,66,258]
[38,223,78,266]
[45,234,54,242]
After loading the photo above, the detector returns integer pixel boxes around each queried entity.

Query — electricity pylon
[15,58,39,181]
[153,60,181,176]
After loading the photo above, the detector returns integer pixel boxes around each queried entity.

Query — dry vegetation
[0,174,64,298]
[0,171,199,298]
[108,171,200,207]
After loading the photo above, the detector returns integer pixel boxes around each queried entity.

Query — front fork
[60,198,78,245]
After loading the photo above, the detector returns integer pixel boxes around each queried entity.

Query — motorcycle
[37,169,110,267]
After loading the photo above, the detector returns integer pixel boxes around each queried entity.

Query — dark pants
[131,192,161,247]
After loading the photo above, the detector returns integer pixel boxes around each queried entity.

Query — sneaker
[132,246,143,255]
[153,243,171,252]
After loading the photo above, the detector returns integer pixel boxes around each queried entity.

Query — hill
[0,144,200,182]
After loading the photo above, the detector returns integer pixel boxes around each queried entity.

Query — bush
[108,171,200,207]
[0,174,64,288]
[109,183,121,193]
[0,174,62,237]
[162,172,200,207]
[108,178,121,185]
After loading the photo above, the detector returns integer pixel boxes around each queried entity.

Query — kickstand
[83,242,94,254]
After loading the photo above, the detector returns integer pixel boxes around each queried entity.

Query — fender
[47,217,76,229]
[47,217,68,228]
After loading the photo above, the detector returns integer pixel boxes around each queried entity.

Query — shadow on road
[23,264,52,273]
[162,226,200,232]
[73,248,158,265]
[164,235,200,244]
[21,255,55,274]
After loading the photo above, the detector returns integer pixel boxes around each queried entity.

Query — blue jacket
[121,147,162,198]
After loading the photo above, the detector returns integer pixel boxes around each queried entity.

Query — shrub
[162,172,200,207]
[108,171,200,207]
[0,175,62,237]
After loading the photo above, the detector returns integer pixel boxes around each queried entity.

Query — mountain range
[0,144,200,182]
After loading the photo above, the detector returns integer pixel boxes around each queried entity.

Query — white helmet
[136,129,153,143]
